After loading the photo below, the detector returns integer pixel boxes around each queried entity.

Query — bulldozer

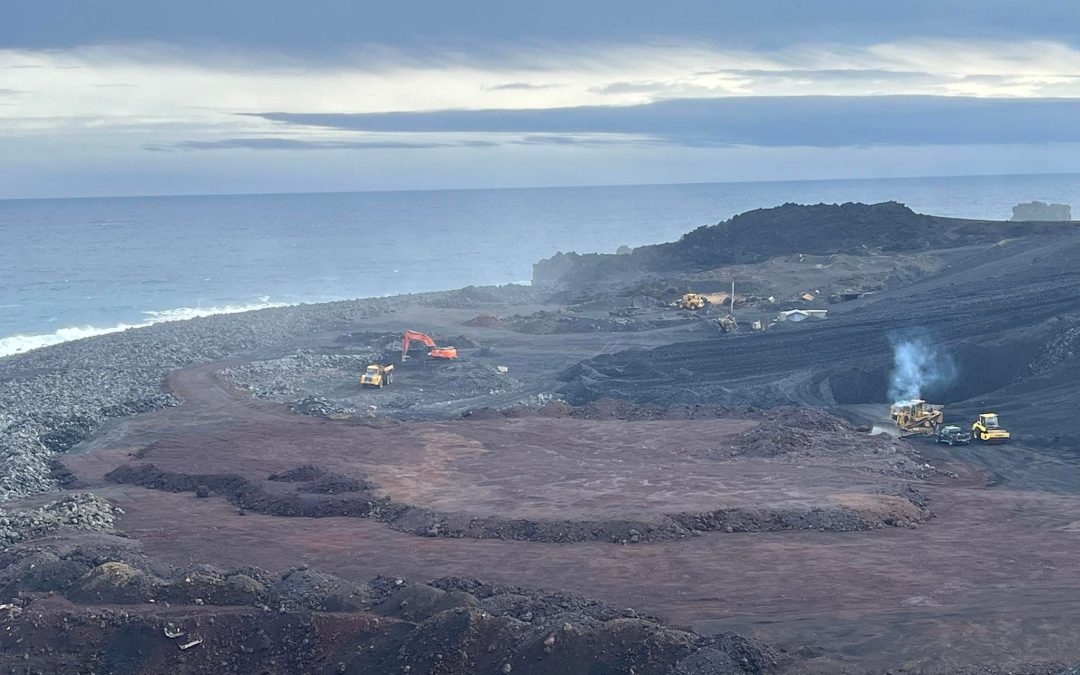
[673,293,706,310]
[889,399,944,437]
[715,314,739,333]
[971,413,1010,443]
[360,364,394,388]
[402,330,458,361]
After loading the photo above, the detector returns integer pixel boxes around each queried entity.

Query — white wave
[0,299,293,358]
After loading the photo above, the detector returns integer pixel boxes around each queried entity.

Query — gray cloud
[244,96,1080,148]
[509,134,667,147]
[485,82,561,91]
[701,68,937,81]
[148,137,498,152]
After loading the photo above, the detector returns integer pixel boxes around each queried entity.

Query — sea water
[2,172,1078,356]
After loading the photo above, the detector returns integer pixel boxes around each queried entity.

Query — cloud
[589,80,737,97]
[485,82,561,91]
[6,37,1080,133]
[246,96,1080,148]
[150,137,498,151]
[5,35,1080,197]
[508,134,656,147]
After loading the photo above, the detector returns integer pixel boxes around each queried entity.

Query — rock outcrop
[1012,201,1072,221]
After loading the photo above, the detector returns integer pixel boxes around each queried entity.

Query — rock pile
[224,348,384,402]
[0,533,785,675]
[0,493,119,546]
[288,395,356,418]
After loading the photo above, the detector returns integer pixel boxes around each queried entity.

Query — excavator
[402,330,458,361]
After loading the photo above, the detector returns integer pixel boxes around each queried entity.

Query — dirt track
[59,359,1080,673]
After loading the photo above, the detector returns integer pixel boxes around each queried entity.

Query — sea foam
[0,299,292,358]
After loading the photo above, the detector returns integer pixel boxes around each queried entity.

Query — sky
[2,1,1080,198]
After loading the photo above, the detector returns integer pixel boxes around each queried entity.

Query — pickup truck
[935,425,971,446]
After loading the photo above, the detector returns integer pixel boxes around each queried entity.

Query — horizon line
[2,169,1079,203]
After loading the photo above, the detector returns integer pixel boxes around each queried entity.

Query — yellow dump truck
[360,364,395,388]
[971,413,1010,443]
[889,399,944,437]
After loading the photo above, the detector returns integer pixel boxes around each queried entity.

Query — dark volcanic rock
[532,201,1061,288]
[0,532,787,675]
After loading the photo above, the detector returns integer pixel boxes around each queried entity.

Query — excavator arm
[402,330,457,361]
[403,330,437,358]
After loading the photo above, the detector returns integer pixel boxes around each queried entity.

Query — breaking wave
[0,299,293,358]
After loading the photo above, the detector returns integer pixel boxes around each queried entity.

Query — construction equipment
[716,314,739,333]
[673,293,706,310]
[971,413,1011,443]
[360,364,395,388]
[889,399,944,437]
[402,330,458,361]
[935,424,971,446]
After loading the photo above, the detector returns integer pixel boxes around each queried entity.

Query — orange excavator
[402,330,458,361]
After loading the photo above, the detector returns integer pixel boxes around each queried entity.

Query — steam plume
[888,331,957,404]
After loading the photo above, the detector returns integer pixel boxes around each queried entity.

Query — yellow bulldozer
[361,364,395,388]
[673,293,706,310]
[971,413,1010,443]
[889,399,944,437]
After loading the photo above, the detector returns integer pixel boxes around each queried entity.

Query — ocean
[2,172,1078,357]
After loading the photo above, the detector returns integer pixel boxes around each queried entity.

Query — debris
[178,637,203,650]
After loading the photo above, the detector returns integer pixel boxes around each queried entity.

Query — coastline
[0,284,533,501]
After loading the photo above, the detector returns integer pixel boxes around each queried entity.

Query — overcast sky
[2,1,1080,198]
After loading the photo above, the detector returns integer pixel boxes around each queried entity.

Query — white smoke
[888,332,957,404]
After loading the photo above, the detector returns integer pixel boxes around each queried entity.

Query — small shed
[777,309,828,322]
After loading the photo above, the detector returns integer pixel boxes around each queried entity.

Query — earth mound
[532,201,1058,288]
[0,533,785,675]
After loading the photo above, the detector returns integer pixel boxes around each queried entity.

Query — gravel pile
[224,348,383,402]
[0,493,119,546]
[288,395,357,418]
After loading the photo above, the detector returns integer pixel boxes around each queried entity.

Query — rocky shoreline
[0,286,531,506]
